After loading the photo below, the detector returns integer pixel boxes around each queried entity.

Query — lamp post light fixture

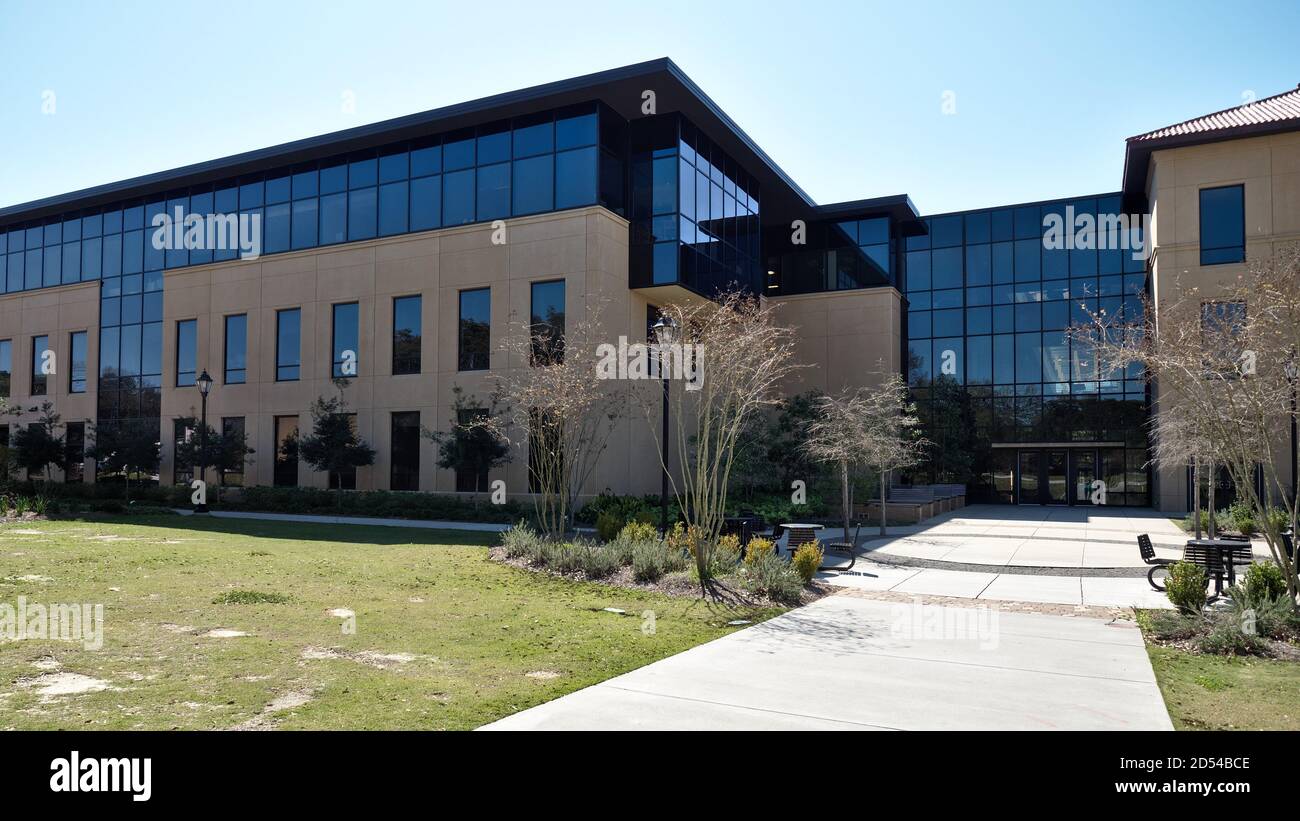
[651,313,680,535]
[195,369,214,514]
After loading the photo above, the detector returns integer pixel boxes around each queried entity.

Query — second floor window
[69,331,87,393]
[529,280,565,365]
[176,319,197,387]
[1200,185,1245,265]
[224,314,247,384]
[276,308,301,381]
[31,335,49,395]
[332,302,359,378]
[458,288,490,371]
[392,295,421,375]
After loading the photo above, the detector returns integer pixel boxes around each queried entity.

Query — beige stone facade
[1143,130,1300,510]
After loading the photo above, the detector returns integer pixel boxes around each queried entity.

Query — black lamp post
[195,369,213,514]
[652,313,679,535]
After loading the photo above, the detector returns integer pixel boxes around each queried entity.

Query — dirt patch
[525,670,561,680]
[31,657,61,672]
[203,628,250,638]
[231,689,314,731]
[5,574,53,583]
[326,608,355,618]
[299,646,426,669]
[159,623,196,634]
[17,672,113,699]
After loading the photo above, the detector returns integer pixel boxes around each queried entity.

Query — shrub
[1166,561,1207,615]
[540,539,621,579]
[1265,506,1292,534]
[618,520,659,543]
[1182,509,1228,534]
[744,537,775,565]
[576,493,658,526]
[595,510,624,542]
[740,552,803,605]
[1237,561,1288,607]
[1141,610,1202,641]
[228,486,527,523]
[502,522,544,560]
[1230,592,1300,640]
[792,542,824,584]
[632,540,669,582]
[1196,614,1268,656]
[1227,502,1256,535]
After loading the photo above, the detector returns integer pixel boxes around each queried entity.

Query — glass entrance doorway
[1016,448,1069,505]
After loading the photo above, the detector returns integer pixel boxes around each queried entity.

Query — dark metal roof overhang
[0,58,826,231]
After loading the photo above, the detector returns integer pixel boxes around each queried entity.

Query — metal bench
[1137,533,1175,591]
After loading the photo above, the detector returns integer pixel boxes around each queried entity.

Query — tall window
[173,418,193,485]
[390,411,420,490]
[176,319,197,387]
[31,335,49,395]
[335,414,359,489]
[455,407,491,492]
[1200,185,1245,265]
[221,417,246,487]
[392,296,422,375]
[529,280,565,364]
[69,331,87,393]
[458,288,490,371]
[64,421,84,482]
[224,314,247,384]
[332,302,359,378]
[0,339,11,398]
[276,308,301,381]
[274,415,298,487]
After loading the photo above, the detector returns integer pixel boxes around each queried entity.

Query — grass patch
[0,514,777,730]
[213,590,292,605]
[1146,645,1300,730]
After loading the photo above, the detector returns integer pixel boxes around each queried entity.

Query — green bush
[1230,593,1300,640]
[792,542,824,584]
[618,520,659,543]
[576,493,660,526]
[1196,615,1268,656]
[1166,561,1207,615]
[1237,561,1288,607]
[1141,610,1202,641]
[631,540,670,582]
[501,522,544,560]
[226,485,527,523]
[1182,509,1228,534]
[595,510,624,542]
[709,535,742,576]
[1226,502,1257,535]
[739,552,803,605]
[543,540,621,579]
[1265,506,1292,534]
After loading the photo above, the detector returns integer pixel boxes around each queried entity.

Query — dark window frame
[275,307,302,382]
[223,313,247,385]
[457,287,491,372]
[1198,184,1246,266]
[392,295,422,375]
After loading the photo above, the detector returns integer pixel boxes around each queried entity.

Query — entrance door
[1017,451,1040,504]
[1017,448,1070,505]
[1070,450,1098,505]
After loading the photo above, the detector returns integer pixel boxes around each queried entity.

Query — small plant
[740,551,803,605]
[1166,561,1207,615]
[632,541,669,582]
[618,520,659,543]
[710,535,742,575]
[1196,616,1268,656]
[1265,506,1292,534]
[1226,502,1256,535]
[595,510,625,542]
[501,522,544,560]
[744,537,775,565]
[1236,561,1288,607]
[1140,609,1202,641]
[213,590,291,605]
[792,542,824,584]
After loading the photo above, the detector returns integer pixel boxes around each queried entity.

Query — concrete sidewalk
[480,594,1173,731]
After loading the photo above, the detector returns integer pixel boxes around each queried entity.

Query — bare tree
[642,291,801,584]
[490,303,627,538]
[804,371,927,540]
[1079,245,1300,598]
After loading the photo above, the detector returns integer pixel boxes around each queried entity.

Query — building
[0,59,1296,511]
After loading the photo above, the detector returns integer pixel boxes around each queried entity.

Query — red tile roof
[1129,84,1300,143]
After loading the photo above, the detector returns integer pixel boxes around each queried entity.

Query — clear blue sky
[2,0,1298,215]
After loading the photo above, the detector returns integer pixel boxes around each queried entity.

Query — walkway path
[481,593,1173,730]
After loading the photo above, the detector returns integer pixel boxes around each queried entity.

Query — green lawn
[1146,645,1300,730]
[0,515,778,730]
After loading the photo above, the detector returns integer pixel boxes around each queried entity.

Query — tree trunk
[1207,460,1217,539]
[841,460,851,546]
[879,468,888,537]
[1193,459,1202,540]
